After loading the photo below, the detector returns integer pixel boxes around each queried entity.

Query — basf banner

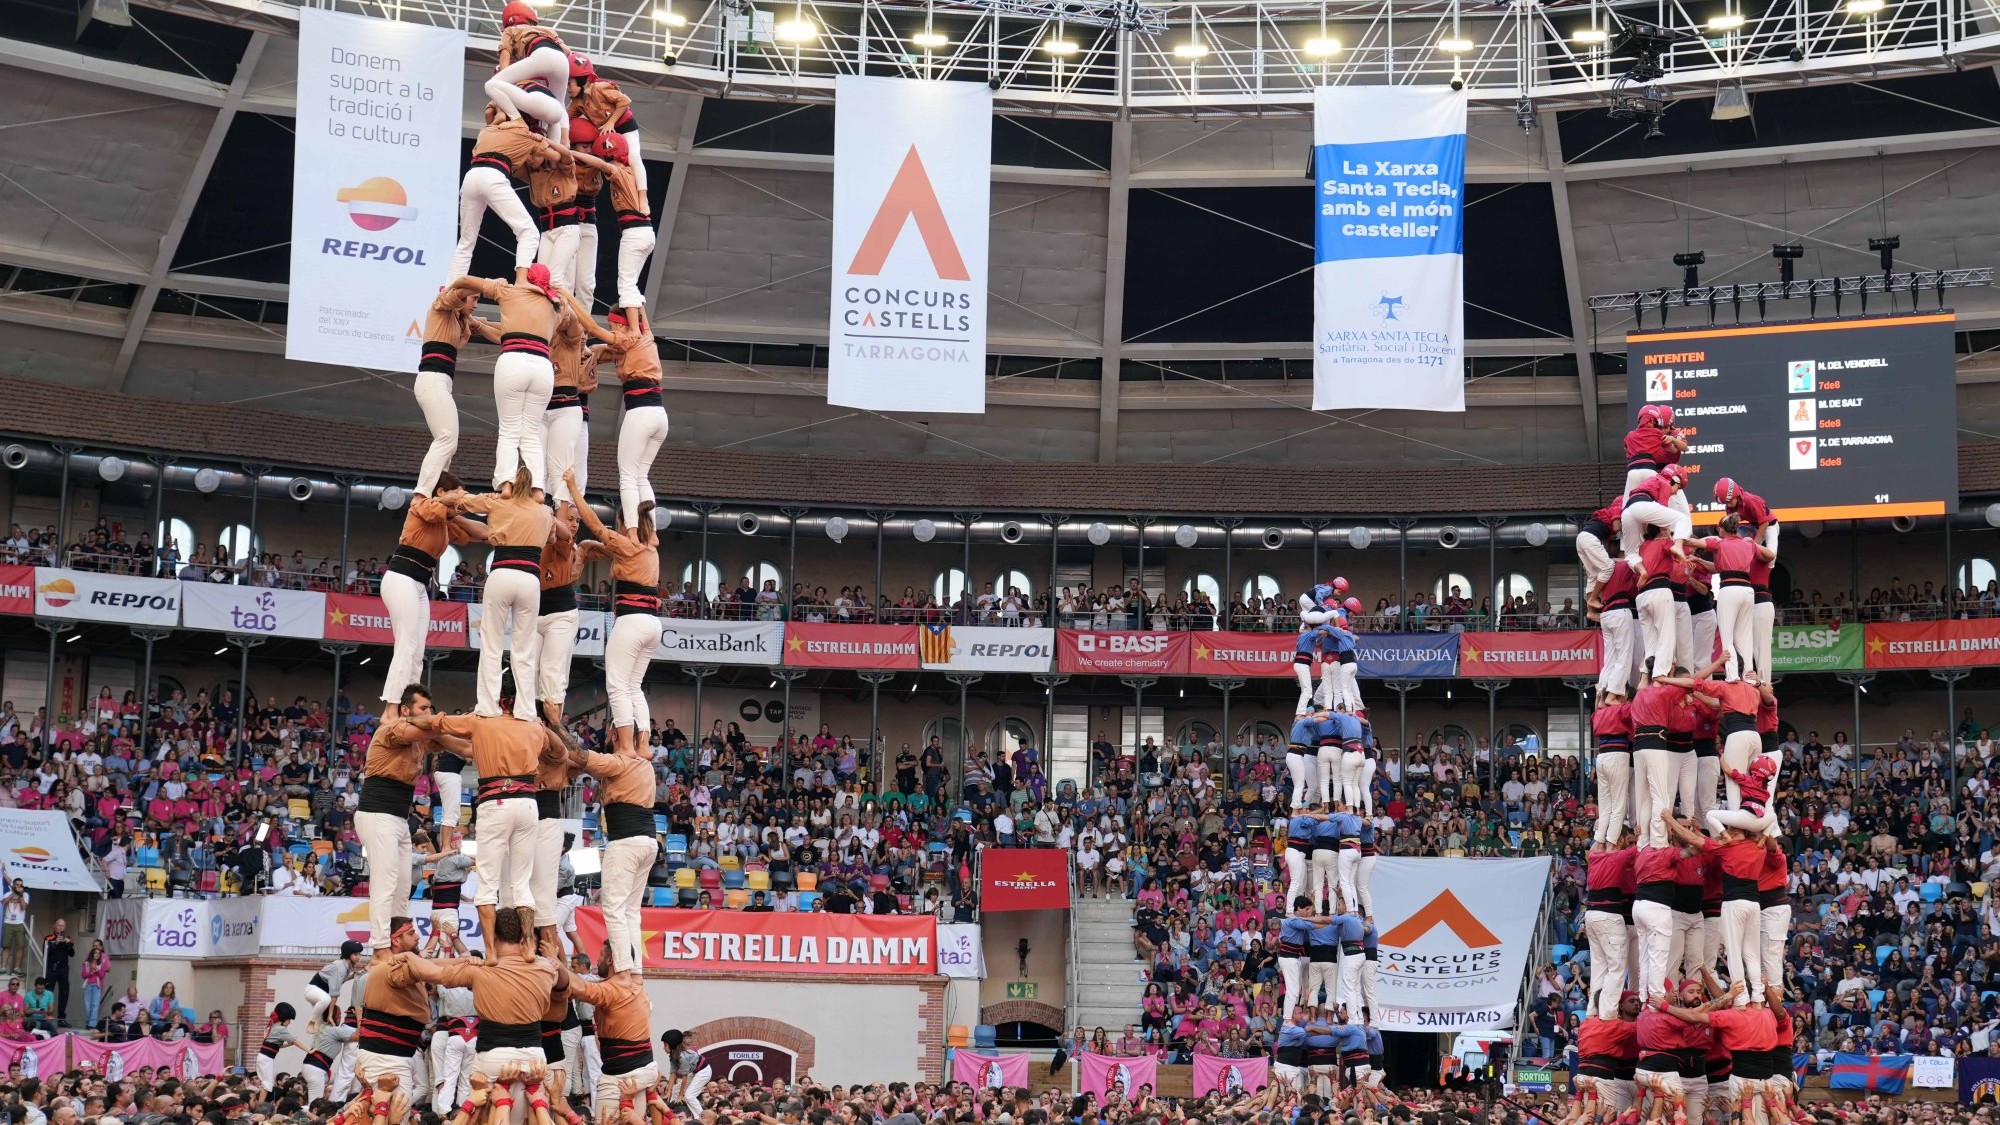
[1366,856,1551,1031]
[572,907,937,975]
[656,619,785,666]
[1311,86,1467,412]
[828,75,991,413]
[0,809,100,892]
[1057,630,1187,675]
[181,585,327,639]
[289,9,464,369]
[34,568,179,626]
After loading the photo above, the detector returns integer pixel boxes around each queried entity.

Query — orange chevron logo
[847,146,969,281]
[1378,890,1501,948]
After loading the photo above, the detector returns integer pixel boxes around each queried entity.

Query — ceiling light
[1043,37,1078,53]
[911,29,948,47]
[1438,36,1474,52]
[654,6,687,24]
[1173,40,1209,58]
[214,647,227,656]
[1571,27,1607,43]
[776,17,817,41]
[1706,12,1745,29]
[1845,0,1883,14]
[1303,36,1341,56]
[1711,82,1749,119]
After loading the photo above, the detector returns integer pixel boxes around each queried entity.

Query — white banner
[258,896,484,954]
[181,584,327,639]
[655,620,785,666]
[828,75,991,414]
[1311,86,1466,413]
[100,899,145,957]
[105,898,265,957]
[288,9,465,370]
[33,568,180,627]
[1365,857,1550,1031]
[921,626,1054,672]
[938,923,986,979]
[1911,1055,1955,1089]
[467,603,608,658]
[0,809,99,892]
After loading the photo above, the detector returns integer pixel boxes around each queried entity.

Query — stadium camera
[287,476,315,502]
[738,513,762,536]
[1449,76,1465,91]
[1891,514,1918,534]
[1608,22,1694,82]
[1,445,28,470]
[1000,521,1025,544]
[1785,43,1804,61]
[661,51,679,66]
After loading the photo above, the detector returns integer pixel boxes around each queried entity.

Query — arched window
[217,523,257,565]
[681,560,721,598]
[743,561,783,591]
[1957,557,1995,593]
[995,569,1035,598]
[1174,719,1217,752]
[1498,573,1536,603]
[933,567,967,606]
[1234,719,1286,749]
[1430,723,1474,752]
[1242,573,1280,603]
[923,715,967,764]
[1433,572,1474,605]
[986,716,1038,758]
[156,518,193,564]
[1182,573,1221,606]
[1499,723,1540,752]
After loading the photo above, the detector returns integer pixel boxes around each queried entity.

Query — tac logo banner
[33,567,179,627]
[1311,86,1467,413]
[181,584,327,639]
[1366,856,1550,1030]
[289,9,464,370]
[828,75,992,414]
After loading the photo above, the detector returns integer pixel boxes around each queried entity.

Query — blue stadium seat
[650,887,673,907]
[1867,989,1885,1008]
[795,891,820,911]
[1875,945,1894,965]
[973,1025,997,1049]
[1920,882,1944,903]
[722,869,747,890]
[1550,944,1575,963]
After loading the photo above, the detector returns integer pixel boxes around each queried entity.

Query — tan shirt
[432,714,552,779]
[471,118,548,183]
[572,81,632,133]
[550,306,586,387]
[457,493,553,549]
[422,292,490,348]
[396,494,453,557]
[528,149,578,208]
[463,277,559,341]
[541,518,579,591]
[537,737,575,793]
[605,162,645,217]
[616,332,661,386]
[579,749,653,809]
[362,954,431,1027]
[362,719,424,786]
[566,974,650,1044]
[429,954,562,1028]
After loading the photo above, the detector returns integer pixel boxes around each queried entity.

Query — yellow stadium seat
[795,872,818,892]
[724,889,749,909]
[219,869,241,894]
[1976,881,1988,899]
[143,868,167,892]
[287,798,311,820]
[675,867,697,889]
[746,870,770,892]
[719,855,742,871]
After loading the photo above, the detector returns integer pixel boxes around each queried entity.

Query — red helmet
[501,0,537,26]
[594,131,630,162]
[1660,466,1685,488]
[1342,597,1362,615]
[1331,576,1349,594]
[568,116,599,146]
[1637,403,1673,428]
[569,52,596,79]
[1713,477,1740,506]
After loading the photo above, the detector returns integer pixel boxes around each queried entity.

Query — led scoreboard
[1625,313,1957,522]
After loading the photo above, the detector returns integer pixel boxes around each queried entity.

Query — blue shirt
[1327,712,1365,743]
[1327,627,1357,654]
[1277,1024,1309,1049]
[1305,1030,1338,1051]
[1288,717,1319,747]
[1330,812,1362,840]
[1362,922,1378,952]
[1334,913,1364,943]
[1308,922,1341,949]
[1279,917,1315,948]
[1295,627,1336,656]
[1359,822,1376,848]
[1311,818,1343,845]
[1288,814,1319,840]
[1333,1025,1368,1052]
[1364,1027,1384,1054]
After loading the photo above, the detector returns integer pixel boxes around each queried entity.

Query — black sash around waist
[304,1050,332,1070]
[538,791,562,820]
[1707,1052,1733,1081]
[420,340,459,376]
[1723,874,1761,900]
[548,385,583,410]
[605,802,656,840]
[540,585,578,616]
[431,881,464,907]
[1581,518,1611,541]
[601,1036,655,1076]
[358,1010,427,1057]
[492,545,543,574]
[475,775,537,807]
[1636,881,1674,906]
[1276,1045,1307,1068]
[500,332,551,358]
[614,579,661,617]
[623,382,664,410]
[358,775,416,816]
[388,543,440,584]
[541,1020,565,1063]
[477,1020,541,1052]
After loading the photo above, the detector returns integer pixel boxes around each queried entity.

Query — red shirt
[1666,693,1698,736]
[1758,848,1787,893]
[1636,846,1678,887]
[1702,837,1767,890]
[1588,847,1639,895]
[1732,490,1773,527]
[1671,851,1705,888]
[1626,427,1670,469]
[1702,535,1760,575]
[1594,703,1633,739]
[1631,472,1679,506]
[1604,562,1638,608]
[1770,1008,1794,1052]
[1638,1009,1710,1053]
[1703,856,1722,910]
[1747,550,1773,590]
[1630,684,1682,729]
[1709,681,1761,717]
[1692,707,1718,741]
[1591,499,1626,527]
[1755,697,1778,735]
[1578,1017,1639,1061]
[1638,538,1678,590]
[1708,1007,1769,1053]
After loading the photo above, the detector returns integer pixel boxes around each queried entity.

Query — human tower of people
[249,8,689,1124]
[1266,405,1796,1125]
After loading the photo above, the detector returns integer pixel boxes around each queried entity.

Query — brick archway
[686,1016,817,1075]
[980,1000,1064,1032]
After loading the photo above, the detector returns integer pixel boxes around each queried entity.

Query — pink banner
[67,1035,225,1081]
[0,1036,70,1079]
[1191,1053,1270,1097]
[1077,1052,1159,1098]
[950,1050,1031,1090]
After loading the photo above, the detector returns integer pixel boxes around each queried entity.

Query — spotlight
[1711,82,1749,120]
[775,16,816,41]
[653,6,687,24]
[1785,43,1805,61]
[1869,235,1900,273]
[1173,40,1208,59]
[1302,36,1340,56]
[1572,27,1608,43]
[1042,37,1078,53]
[1846,0,1884,14]
[1706,12,1744,30]
[911,29,948,47]
[661,51,679,65]
[1674,250,1706,288]
[1515,96,1535,133]
[1449,75,1465,91]
[1437,36,1474,53]
[1772,242,1803,285]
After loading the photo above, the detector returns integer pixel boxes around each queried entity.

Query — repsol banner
[33,568,179,627]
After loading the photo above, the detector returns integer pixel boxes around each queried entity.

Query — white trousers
[1632,899,1675,1001]
[543,404,585,506]
[475,1046,548,1125]
[1752,600,1775,682]
[332,1042,360,1101]
[1634,748,1679,847]
[1313,660,1334,711]
[602,835,658,972]
[606,613,664,731]
[1691,607,1717,673]
[1721,729,1762,809]
[1316,747,1341,807]
[379,569,430,706]
[256,1055,278,1094]
[536,223,583,294]
[486,50,570,137]
[534,608,581,711]
[435,770,464,834]
[683,1069,711,1118]
[414,371,459,500]
[1598,608,1636,696]
[1760,903,1791,998]
[595,1062,659,1124]
[432,1032,473,1112]
[1279,956,1307,1020]
[1359,956,1377,1018]
[1696,754,1720,824]
[1338,954,1363,1015]
[1293,665,1318,716]
[1706,805,1774,837]
[355,809,412,950]
[1674,909,1706,982]
[1594,751,1631,845]
[1337,663,1362,713]
[1718,898,1763,1002]
[1288,753,1316,809]
[1584,909,1628,1019]
[575,222,599,310]
[1356,853,1376,916]
[1619,500,1690,566]
[1715,586,1756,681]
[1309,851,1336,914]
[452,166,538,281]
[492,351,555,493]
[1675,601,1695,675]
[474,795,539,910]
[1336,848,1360,914]
[1306,960,1337,1009]
[1636,588,1678,679]
[1340,750,1366,810]
[533,816,563,927]
[304,984,333,1027]
[1577,531,1614,591]
[615,224,656,311]
[617,404,670,530]
[1284,849,1310,913]
[305,1056,332,1103]
[478,567,543,720]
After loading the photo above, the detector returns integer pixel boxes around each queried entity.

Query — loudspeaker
[287,477,315,502]
[2,446,28,470]
[76,0,131,48]
[1000,521,1025,544]
[1261,527,1286,550]
[737,513,762,536]
[1437,526,1462,549]
[1891,514,1918,534]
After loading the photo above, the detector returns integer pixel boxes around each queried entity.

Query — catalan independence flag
[920,622,952,665]
[1829,1053,1912,1095]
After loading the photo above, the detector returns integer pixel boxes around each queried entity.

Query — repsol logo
[967,643,1051,658]
[91,591,177,610]
[320,238,430,265]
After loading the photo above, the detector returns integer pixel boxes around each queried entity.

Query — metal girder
[1539,109,1599,462]
[1097,116,1132,463]
[641,97,705,327]
[109,33,269,391]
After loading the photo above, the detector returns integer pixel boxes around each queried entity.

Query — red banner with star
[323,593,469,649]
[571,905,938,974]
[979,847,1071,911]
[1185,632,1297,678]
[783,622,921,669]
[1456,631,1600,677]
[1863,619,2000,669]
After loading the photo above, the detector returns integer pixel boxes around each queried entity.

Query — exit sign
[1006,982,1038,999]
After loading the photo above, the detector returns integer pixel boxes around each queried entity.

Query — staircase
[1070,896,1148,1036]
